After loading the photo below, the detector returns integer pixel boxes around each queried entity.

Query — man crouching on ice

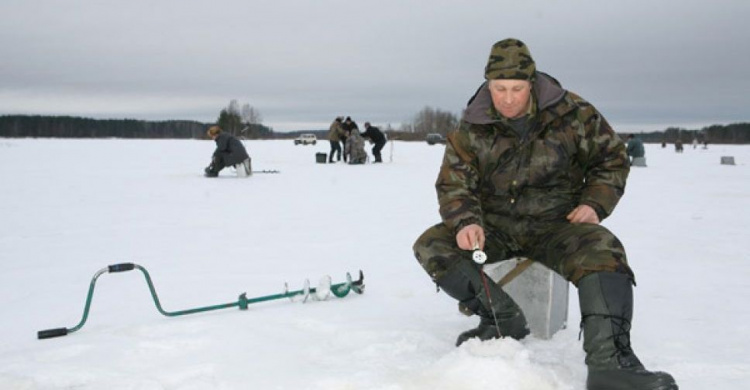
[204,125,251,177]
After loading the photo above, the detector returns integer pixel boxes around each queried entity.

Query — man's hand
[456,224,485,250]
[567,204,600,224]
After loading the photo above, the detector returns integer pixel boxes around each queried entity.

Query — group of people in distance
[202,116,388,177]
[328,116,386,164]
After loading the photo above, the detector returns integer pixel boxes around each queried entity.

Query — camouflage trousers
[413,221,634,286]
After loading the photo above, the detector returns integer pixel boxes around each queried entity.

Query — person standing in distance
[328,116,345,163]
[362,122,387,163]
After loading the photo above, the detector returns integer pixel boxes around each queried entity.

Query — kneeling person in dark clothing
[362,122,387,163]
[204,126,251,177]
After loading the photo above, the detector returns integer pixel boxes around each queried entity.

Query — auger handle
[108,263,135,273]
[37,327,69,339]
[37,263,135,340]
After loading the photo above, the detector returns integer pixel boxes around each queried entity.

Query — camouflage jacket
[345,130,368,164]
[328,120,344,141]
[436,72,630,234]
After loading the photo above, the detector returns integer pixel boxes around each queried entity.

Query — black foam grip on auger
[108,263,136,273]
[37,328,69,339]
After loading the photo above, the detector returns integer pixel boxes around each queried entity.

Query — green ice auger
[37,263,364,339]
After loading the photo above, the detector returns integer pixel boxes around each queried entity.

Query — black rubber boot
[578,272,678,390]
[436,260,529,346]
[204,156,224,177]
[204,166,219,177]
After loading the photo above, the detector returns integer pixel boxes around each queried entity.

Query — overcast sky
[1,0,748,132]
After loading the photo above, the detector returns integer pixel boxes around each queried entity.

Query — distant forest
[630,123,750,144]
[1,115,749,144]
[0,115,274,140]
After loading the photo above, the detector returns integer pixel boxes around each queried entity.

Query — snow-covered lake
[1,138,748,389]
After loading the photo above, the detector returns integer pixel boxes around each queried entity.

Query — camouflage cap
[484,38,536,80]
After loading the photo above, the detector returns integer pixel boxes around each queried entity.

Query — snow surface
[1,138,748,389]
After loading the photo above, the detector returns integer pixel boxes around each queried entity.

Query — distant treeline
[2,115,748,144]
[626,122,750,144]
[0,115,209,139]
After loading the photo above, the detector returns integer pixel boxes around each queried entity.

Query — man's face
[488,79,532,119]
